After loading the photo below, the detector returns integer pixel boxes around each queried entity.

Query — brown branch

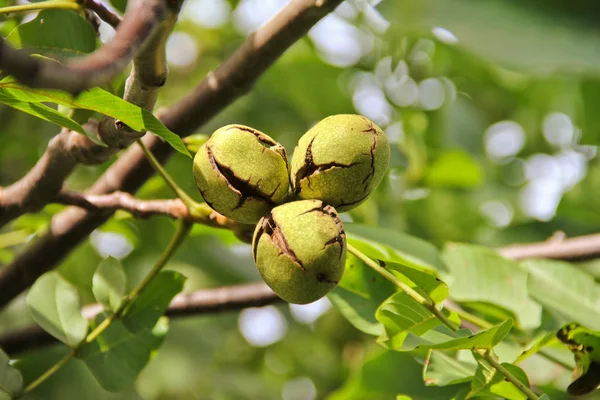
[80,0,122,29]
[0,122,107,227]
[96,1,181,148]
[0,0,166,93]
[0,1,182,229]
[54,190,241,232]
[0,0,345,309]
[6,229,600,355]
[497,233,600,261]
[0,282,281,355]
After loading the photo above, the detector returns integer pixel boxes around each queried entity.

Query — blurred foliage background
[3,0,600,398]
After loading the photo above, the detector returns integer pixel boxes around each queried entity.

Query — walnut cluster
[193,115,390,304]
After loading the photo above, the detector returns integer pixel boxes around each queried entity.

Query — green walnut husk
[290,114,390,212]
[193,124,290,223]
[252,200,346,304]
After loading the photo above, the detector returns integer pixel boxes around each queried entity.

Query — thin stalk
[0,1,79,15]
[451,306,571,371]
[347,243,459,331]
[87,219,192,342]
[23,349,75,393]
[346,243,540,400]
[23,219,191,394]
[136,139,204,217]
[477,349,540,400]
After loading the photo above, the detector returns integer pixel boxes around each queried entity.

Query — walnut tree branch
[80,0,122,29]
[0,0,182,229]
[0,0,345,309]
[497,233,600,261]
[54,190,241,232]
[0,282,281,355]
[0,0,165,93]
[8,228,600,356]
[5,228,600,355]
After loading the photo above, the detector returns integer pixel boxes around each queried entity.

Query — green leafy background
[1,0,600,399]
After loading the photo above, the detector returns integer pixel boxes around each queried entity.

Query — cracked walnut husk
[252,200,346,304]
[193,124,290,223]
[290,114,390,212]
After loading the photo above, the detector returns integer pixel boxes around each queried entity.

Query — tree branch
[0,282,281,355]
[96,1,180,148]
[0,0,345,309]
[80,0,122,29]
[0,0,166,93]
[0,0,182,229]
[0,122,106,227]
[54,190,241,231]
[6,230,600,355]
[497,233,600,261]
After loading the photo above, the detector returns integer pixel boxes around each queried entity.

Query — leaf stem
[136,139,204,218]
[346,243,459,331]
[22,219,191,394]
[345,244,540,400]
[450,305,572,371]
[86,219,192,342]
[23,349,75,393]
[0,0,80,15]
[477,349,540,400]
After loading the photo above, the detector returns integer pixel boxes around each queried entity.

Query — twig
[96,3,180,148]
[498,233,600,261]
[0,0,181,229]
[136,139,200,212]
[54,190,241,231]
[0,0,167,93]
[0,127,86,228]
[0,1,80,15]
[79,0,122,28]
[0,282,280,355]
[0,0,345,309]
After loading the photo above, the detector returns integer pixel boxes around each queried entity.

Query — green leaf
[26,271,88,348]
[92,257,127,312]
[376,291,465,351]
[423,350,477,386]
[555,322,600,395]
[469,356,529,400]
[122,270,186,333]
[0,91,85,132]
[441,243,542,330]
[386,261,449,305]
[514,332,558,364]
[425,150,483,188]
[328,350,467,400]
[331,251,396,335]
[523,259,600,330]
[6,9,96,58]
[79,315,168,392]
[346,224,445,272]
[422,319,512,351]
[328,286,384,336]
[0,348,22,399]
[0,79,189,157]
